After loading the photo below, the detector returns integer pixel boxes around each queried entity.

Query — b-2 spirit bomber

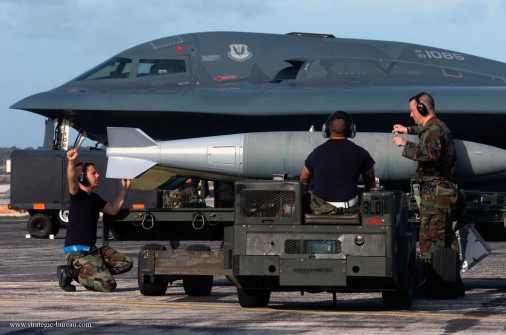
[11,31,506,150]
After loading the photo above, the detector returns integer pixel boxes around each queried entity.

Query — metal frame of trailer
[101,180,495,308]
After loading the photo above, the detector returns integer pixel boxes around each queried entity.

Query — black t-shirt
[64,188,107,247]
[305,139,375,202]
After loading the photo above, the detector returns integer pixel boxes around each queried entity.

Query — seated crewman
[300,111,376,214]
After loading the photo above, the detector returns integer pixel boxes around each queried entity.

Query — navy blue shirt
[305,139,375,202]
[65,188,107,247]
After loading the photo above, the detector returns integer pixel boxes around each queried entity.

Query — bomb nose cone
[455,140,506,186]
[455,140,506,177]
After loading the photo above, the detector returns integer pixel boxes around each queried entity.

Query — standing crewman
[392,92,463,295]
[300,111,376,215]
[57,148,133,292]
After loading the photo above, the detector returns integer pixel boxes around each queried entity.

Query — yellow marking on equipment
[1,298,506,321]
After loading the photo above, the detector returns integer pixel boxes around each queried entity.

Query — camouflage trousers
[163,187,199,208]
[310,193,359,215]
[66,247,133,292]
[419,181,459,260]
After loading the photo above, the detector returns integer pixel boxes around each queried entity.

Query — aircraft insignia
[228,44,252,62]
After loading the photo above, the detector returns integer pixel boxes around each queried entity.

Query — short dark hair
[410,92,435,110]
[329,118,347,137]
[76,162,95,174]
[419,92,434,110]
[328,111,351,137]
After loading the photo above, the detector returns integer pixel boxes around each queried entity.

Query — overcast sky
[1,0,505,148]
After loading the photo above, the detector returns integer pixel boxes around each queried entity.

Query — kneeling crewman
[57,149,133,292]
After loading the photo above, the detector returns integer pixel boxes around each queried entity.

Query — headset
[322,111,356,139]
[411,92,429,116]
[77,162,91,187]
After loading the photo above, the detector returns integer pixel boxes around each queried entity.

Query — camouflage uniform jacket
[403,117,457,183]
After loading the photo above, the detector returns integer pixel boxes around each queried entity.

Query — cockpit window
[74,57,132,81]
[137,59,186,77]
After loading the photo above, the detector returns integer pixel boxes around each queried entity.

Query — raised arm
[67,149,80,196]
[101,179,131,216]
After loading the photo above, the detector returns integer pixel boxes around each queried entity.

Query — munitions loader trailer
[104,180,465,309]
[224,180,419,309]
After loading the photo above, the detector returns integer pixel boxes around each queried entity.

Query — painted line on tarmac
[0,282,58,286]
[0,282,138,287]
[1,298,505,321]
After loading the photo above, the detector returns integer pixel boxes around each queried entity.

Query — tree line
[0,146,101,164]
[0,147,42,163]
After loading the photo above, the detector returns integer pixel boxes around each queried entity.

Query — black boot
[415,260,433,297]
[57,265,76,292]
[456,270,465,297]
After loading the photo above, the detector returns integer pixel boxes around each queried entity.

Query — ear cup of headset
[322,120,330,138]
[415,94,429,116]
[348,121,356,139]
[77,162,90,186]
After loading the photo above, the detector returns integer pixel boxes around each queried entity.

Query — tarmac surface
[1,218,505,334]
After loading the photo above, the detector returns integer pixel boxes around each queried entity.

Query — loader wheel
[430,248,460,299]
[183,244,213,296]
[138,244,169,296]
[237,288,271,308]
[382,253,416,309]
[27,213,53,239]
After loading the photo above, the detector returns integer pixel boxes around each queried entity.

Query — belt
[328,195,359,209]
[420,178,453,185]
[63,245,96,253]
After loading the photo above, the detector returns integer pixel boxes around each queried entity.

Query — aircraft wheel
[237,288,271,308]
[55,210,69,227]
[183,244,213,296]
[27,213,53,239]
[430,248,459,299]
[382,253,415,309]
[138,244,169,296]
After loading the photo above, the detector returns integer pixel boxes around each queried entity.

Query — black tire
[50,218,61,236]
[50,209,70,236]
[183,244,214,296]
[49,211,62,236]
[382,253,416,309]
[430,248,459,299]
[27,213,53,239]
[237,288,271,308]
[138,244,169,296]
